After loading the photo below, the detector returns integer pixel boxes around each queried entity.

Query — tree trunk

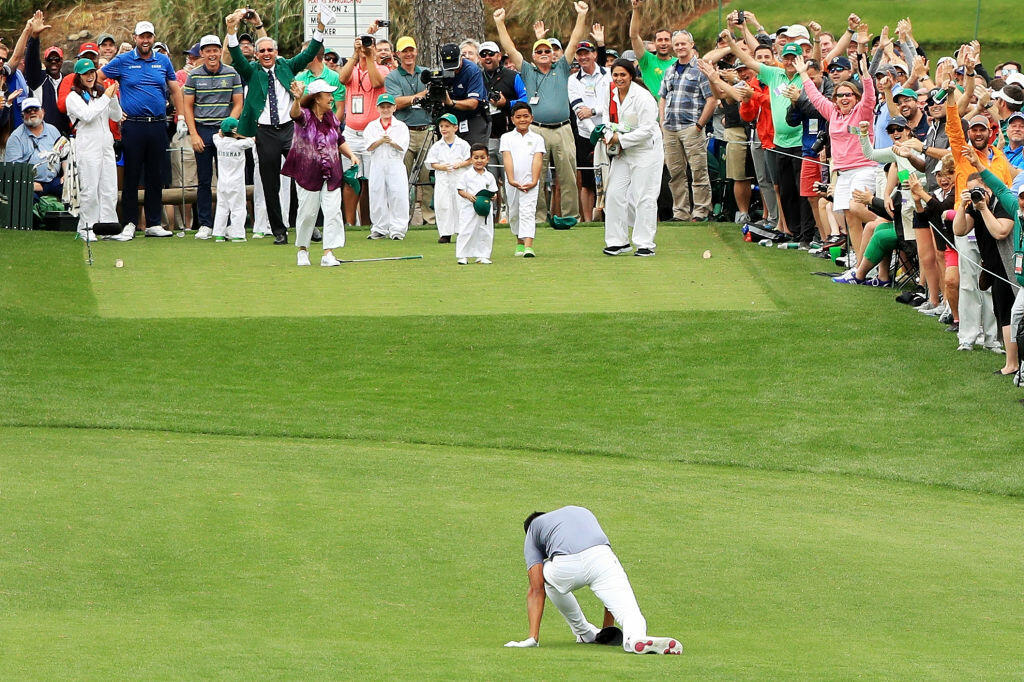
[411,0,485,66]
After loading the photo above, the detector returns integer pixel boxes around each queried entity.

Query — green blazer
[229,37,322,136]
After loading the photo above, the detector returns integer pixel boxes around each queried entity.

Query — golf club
[336,255,423,264]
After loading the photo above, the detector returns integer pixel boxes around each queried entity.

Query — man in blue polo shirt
[4,97,62,198]
[99,20,185,240]
[438,42,489,146]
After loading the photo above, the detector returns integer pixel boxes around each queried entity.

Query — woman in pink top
[795,54,877,256]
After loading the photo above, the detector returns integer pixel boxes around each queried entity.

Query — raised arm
[721,29,760,74]
[825,14,859,63]
[564,1,589,60]
[628,0,646,57]
[492,8,523,71]
[795,56,836,119]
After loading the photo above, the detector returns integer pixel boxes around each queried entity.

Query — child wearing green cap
[426,113,472,243]
[211,116,254,242]
[364,93,411,239]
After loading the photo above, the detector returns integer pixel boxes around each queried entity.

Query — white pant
[955,235,999,347]
[505,183,538,239]
[368,158,409,238]
[213,186,247,238]
[434,179,460,238]
[455,208,493,259]
[542,544,647,652]
[295,183,345,250]
[604,150,661,250]
[76,137,119,232]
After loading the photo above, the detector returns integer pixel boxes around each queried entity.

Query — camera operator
[386,36,434,224]
[479,41,527,187]
[437,42,489,146]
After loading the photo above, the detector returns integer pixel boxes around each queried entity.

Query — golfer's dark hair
[510,101,533,115]
[470,143,489,156]
[523,511,546,533]
[610,58,648,92]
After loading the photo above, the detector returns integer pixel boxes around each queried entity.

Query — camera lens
[970,188,985,203]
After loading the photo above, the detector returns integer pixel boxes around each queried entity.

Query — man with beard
[99,20,185,239]
[628,0,673,98]
[891,86,929,142]
[4,97,62,198]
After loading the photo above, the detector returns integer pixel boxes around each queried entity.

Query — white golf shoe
[630,636,683,655]
[144,225,173,237]
[321,253,341,267]
[297,250,311,267]
[194,226,213,240]
[107,223,135,241]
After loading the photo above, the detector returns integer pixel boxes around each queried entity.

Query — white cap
[1006,73,1024,88]
[994,88,1024,105]
[783,24,810,40]
[306,80,337,95]
[199,34,221,49]
[549,38,562,49]
[793,37,812,47]
[134,21,155,36]
[479,41,500,53]
[21,97,41,112]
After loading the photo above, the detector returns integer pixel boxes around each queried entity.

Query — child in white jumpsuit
[455,144,498,264]
[211,116,253,242]
[500,102,545,258]
[363,93,410,239]
[65,59,121,242]
[599,61,663,257]
[426,113,471,243]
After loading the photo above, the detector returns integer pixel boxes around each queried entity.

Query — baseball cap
[73,58,96,74]
[621,50,636,61]
[576,41,596,53]
[828,56,851,71]
[606,49,619,58]
[440,43,460,69]
[967,114,991,128]
[154,42,169,53]
[377,93,396,105]
[549,38,562,49]
[780,43,802,58]
[134,21,155,36]
[199,35,222,49]
[533,39,552,52]
[1006,73,1024,88]
[993,87,1024,105]
[43,46,63,60]
[307,80,337,96]
[396,36,416,52]
[886,115,910,130]
[220,116,239,134]
[21,96,41,112]
[793,37,811,47]
[77,42,99,57]
[894,87,918,101]
[96,33,116,45]
[185,43,201,58]
[479,41,500,55]
[1006,111,1024,125]
[238,33,254,43]
[783,24,810,40]
[889,61,909,73]
[437,113,457,126]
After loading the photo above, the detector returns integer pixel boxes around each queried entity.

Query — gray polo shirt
[386,64,432,128]
[523,506,611,569]
[183,64,243,127]
[519,57,571,125]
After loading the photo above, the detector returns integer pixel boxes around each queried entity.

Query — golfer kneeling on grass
[505,505,682,655]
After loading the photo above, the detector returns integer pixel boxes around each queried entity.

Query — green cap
[73,58,96,74]
[376,93,396,106]
[781,43,802,57]
[437,113,457,126]
[894,87,917,101]
[589,123,606,147]
[473,194,493,217]
[343,165,361,194]
[549,215,578,230]
[220,116,239,134]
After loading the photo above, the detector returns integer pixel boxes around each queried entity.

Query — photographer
[480,41,527,188]
[386,36,434,225]
[437,42,489,147]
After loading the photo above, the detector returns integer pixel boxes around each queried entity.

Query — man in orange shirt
[946,101,1013,198]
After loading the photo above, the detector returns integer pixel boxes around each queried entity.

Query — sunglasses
[479,51,497,57]
[828,66,847,72]
[257,48,276,54]
[534,49,552,55]
[886,126,908,134]
[325,56,338,62]
[835,92,856,98]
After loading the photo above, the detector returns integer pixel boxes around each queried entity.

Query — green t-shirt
[295,66,346,111]
[637,51,675,98]
[757,64,803,149]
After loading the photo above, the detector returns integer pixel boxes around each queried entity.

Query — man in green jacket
[226,9,324,244]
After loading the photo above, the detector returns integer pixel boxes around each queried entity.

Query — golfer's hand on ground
[504,636,538,648]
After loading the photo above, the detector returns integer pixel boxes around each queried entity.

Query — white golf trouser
[251,151,270,234]
[295,183,345,250]
[455,212,493,259]
[434,178,459,238]
[368,158,410,237]
[505,183,538,239]
[76,135,119,232]
[213,186,247,239]
[955,235,999,347]
[542,544,647,652]
[604,149,661,250]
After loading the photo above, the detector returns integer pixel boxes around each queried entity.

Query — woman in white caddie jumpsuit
[598,59,663,257]
[65,58,121,241]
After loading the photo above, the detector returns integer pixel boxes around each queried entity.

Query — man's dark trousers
[194,125,219,228]
[121,119,168,227]
[256,121,294,238]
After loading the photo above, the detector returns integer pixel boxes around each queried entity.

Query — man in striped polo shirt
[184,34,243,238]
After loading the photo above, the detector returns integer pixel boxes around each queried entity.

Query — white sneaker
[630,637,683,655]
[956,343,973,351]
[297,250,311,267]
[144,225,173,237]
[195,226,213,240]
[321,253,341,267]
[107,223,135,241]
[79,230,100,242]
[390,234,404,240]
[457,257,468,265]
[476,257,492,264]
[252,230,267,239]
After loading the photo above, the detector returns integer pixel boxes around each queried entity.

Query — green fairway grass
[3,426,1022,678]
[2,222,1023,677]
[83,227,772,318]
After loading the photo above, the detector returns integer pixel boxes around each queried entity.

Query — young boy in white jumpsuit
[65,58,122,242]
[426,113,472,243]
[600,61,663,257]
[364,93,410,239]
[455,143,498,264]
[504,506,683,655]
[211,116,253,242]
[500,102,545,258]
